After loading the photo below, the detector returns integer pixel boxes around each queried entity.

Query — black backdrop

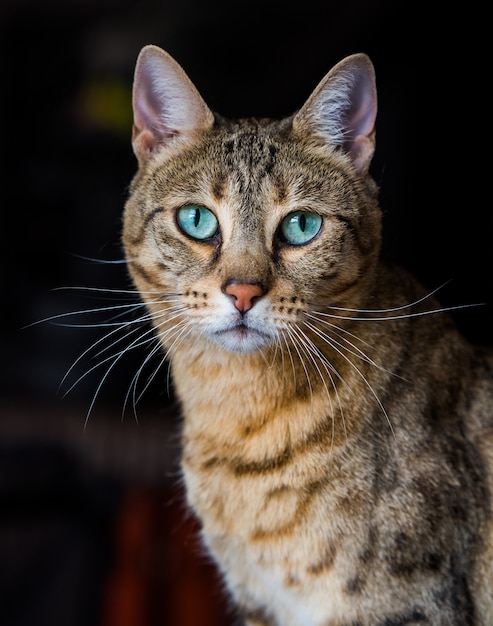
[0,2,492,625]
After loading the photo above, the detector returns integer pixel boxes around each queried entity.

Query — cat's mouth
[213,322,272,353]
[228,322,250,336]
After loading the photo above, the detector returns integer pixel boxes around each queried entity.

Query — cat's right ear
[131,45,214,164]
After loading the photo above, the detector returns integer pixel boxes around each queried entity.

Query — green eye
[177,205,219,240]
[280,211,322,245]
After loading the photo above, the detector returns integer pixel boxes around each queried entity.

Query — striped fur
[122,45,493,625]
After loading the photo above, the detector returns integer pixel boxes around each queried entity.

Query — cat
[121,44,493,625]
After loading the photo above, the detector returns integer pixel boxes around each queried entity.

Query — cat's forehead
[152,116,353,205]
[211,116,291,167]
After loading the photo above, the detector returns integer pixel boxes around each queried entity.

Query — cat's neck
[170,328,388,453]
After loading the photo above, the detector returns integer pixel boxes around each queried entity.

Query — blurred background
[0,1,491,625]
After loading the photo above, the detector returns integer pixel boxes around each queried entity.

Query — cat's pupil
[194,209,200,228]
[299,214,306,232]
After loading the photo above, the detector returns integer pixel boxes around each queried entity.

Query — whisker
[63,325,159,407]
[305,317,373,365]
[315,280,484,322]
[257,342,278,371]
[322,282,452,314]
[301,321,395,437]
[125,316,193,418]
[53,286,182,297]
[315,302,483,323]
[58,311,153,393]
[279,333,297,388]
[286,325,340,450]
[283,327,314,407]
[123,337,167,423]
[288,325,337,397]
[304,317,396,378]
[23,301,147,329]
[269,334,283,370]
[82,324,171,429]
[63,303,185,422]
[58,299,181,377]
[68,254,130,264]
[60,300,186,391]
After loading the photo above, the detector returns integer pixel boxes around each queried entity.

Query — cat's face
[123,46,381,356]
[123,118,381,355]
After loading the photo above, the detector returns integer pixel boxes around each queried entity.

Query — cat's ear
[293,53,377,174]
[131,45,214,163]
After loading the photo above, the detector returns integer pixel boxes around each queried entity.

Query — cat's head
[123,45,381,356]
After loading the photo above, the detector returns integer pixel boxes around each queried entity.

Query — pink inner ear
[342,72,377,154]
[132,90,169,161]
[131,60,167,160]
[350,134,374,173]
[337,67,376,173]
[132,64,175,146]
[133,87,160,136]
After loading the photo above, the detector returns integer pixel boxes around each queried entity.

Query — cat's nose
[223,281,265,314]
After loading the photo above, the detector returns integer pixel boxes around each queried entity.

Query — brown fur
[122,45,493,625]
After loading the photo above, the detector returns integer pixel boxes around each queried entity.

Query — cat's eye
[280,211,322,245]
[177,205,219,240]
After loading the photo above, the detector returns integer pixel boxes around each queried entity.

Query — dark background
[0,1,491,625]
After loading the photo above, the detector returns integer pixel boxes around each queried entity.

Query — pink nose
[224,282,264,313]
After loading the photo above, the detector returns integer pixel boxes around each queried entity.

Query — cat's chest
[180,402,372,596]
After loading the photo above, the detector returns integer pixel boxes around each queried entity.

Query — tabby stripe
[306,543,337,576]
[130,261,166,287]
[126,206,164,245]
[320,275,360,301]
[232,447,292,475]
[202,412,343,476]
[334,213,368,255]
[251,477,329,541]
[344,573,366,595]
[318,253,375,303]
[211,175,226,201]
[375,608,427,625]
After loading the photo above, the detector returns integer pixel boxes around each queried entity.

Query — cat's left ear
[131,45,215,164]
[293,53,377,174]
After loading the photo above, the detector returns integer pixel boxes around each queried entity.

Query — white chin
[211,326,273,354]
